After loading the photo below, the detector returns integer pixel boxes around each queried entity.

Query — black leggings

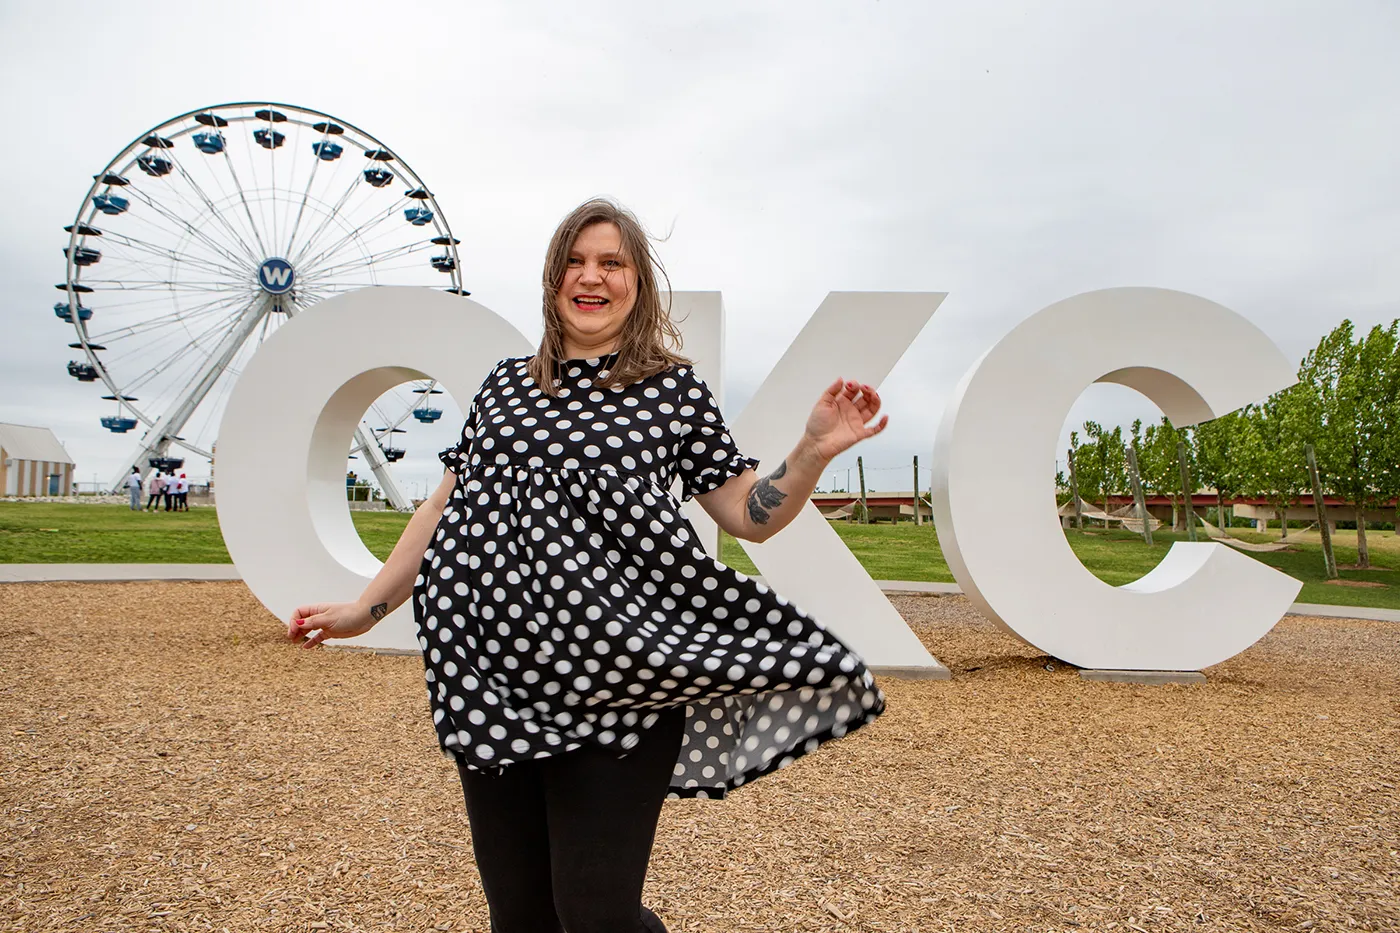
[456,705,685,933]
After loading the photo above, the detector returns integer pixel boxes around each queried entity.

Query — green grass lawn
[3,502,1397,611]
[721,521,1400,611]
[0,503,408,564]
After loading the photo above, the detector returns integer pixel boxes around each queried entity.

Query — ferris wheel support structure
[105,295,270,492]
[354,425,413,510]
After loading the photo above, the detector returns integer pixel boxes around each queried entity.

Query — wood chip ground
[1,583,1396,932]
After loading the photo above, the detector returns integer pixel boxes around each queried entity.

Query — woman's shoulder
[659,362,714,393]
[479,356,533,381]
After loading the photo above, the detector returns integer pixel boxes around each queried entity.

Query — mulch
[1,582,1397,932]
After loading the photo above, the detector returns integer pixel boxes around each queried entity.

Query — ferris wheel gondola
[59,102,466,507]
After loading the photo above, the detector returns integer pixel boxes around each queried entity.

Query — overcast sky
[2,0,1396,496]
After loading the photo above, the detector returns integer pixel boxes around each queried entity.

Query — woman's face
[556,221,638,354]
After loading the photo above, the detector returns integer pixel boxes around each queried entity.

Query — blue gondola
[65,246,102,267]
[430,254,455,272]
[93,193,129,215]
[404,207,434,226]
[412,407,443,424]
[149,456,184,472]
[67,361,99,381]
[137,154,173,177]
[363,167,394,187]
[192,131,226,154]
[54,302,93,323]
[312,141,343,161]
[101,416,138,433]
[253,128,286,149]
[381,446,406,462]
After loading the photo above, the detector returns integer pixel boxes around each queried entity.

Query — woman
[288,199,889,933]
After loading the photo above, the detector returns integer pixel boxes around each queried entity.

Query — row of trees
[1061,319,1400,569]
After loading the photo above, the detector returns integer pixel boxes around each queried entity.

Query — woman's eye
[603,260,621,269]
[566,257,582,266]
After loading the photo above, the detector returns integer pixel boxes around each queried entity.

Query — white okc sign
[217,286,1301,675]
[931,288,1300,671]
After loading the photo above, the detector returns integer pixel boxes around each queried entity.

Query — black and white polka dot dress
[413,355,884,798]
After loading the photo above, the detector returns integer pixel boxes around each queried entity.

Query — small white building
[0,423,76,497]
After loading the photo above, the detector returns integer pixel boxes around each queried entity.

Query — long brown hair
[528,198,688,394]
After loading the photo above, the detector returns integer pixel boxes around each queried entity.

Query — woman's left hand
[802,378,889,463]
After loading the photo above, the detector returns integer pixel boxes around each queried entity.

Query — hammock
[1057,498,1120,523]
[1109,503,1162,533]
[1193,515,1305,552]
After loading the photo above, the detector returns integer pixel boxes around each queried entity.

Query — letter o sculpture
[931,287,1303,672]
[217,287,532,651]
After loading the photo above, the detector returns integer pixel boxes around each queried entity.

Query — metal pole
[1176,441,1197,542]
[1306,443,1338,580]
[1067,448,1083,530]
[1127,445,1152,545]
[913,455,922,526]
[857,456,869,525]
[924,456,935,526]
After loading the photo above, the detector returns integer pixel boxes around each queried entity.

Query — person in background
[125,467,142,510]
[162,474,174,511]
[175,473,190,511]
[145,471,165,511]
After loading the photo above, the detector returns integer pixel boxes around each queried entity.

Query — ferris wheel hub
[258,257,296,295]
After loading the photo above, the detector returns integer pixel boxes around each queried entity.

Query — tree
[1239,388,1308,538]
[1137,416,1193,531]
[1193,410,1249,529]
[1297,320,1399,568]
[1072,421,1127,522]
[1086,422,1126,519]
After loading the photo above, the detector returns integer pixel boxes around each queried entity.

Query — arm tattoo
[369,602,389,622]
[746,460,789,525]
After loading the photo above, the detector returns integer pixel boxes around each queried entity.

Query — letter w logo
[262,266,291,288]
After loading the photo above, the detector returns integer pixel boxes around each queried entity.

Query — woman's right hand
[287,601,378,650]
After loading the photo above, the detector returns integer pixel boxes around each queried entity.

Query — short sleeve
[438,419,474,475]
[675,367,759,501]
[438,361,501,475]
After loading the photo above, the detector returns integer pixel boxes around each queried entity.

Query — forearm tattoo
[370,602,389,622]
[746,460,789,525]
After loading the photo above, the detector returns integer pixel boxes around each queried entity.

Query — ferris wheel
[59,102,466,507]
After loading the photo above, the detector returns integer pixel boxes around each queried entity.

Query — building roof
[0,423,75,465]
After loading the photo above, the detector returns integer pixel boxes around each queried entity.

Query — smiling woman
[529,198,687,393]
[285,196,891,933]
